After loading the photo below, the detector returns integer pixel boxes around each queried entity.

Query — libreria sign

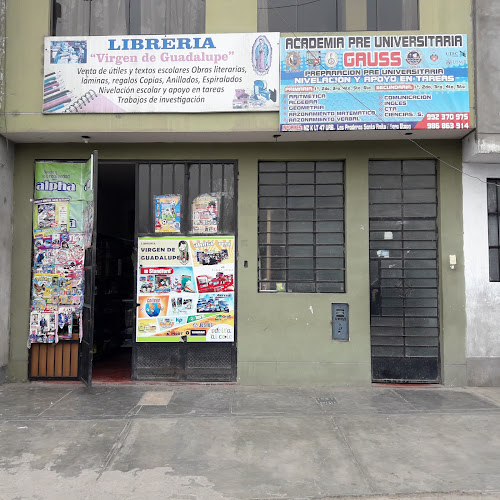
[108,37,216,51]
[43,33,280,114]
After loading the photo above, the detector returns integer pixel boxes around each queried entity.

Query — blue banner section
[279,34,470,132]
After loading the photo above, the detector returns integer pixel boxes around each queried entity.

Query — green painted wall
[9,141,466,386]
[2,0,474,135]
[5,0,470,384]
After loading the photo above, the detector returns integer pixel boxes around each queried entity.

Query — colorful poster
[29,311,57,344]
[57,306,75,340]
[83,201,93,248]
[33,199,69,233]
[69,200,85,234]
[280,34,470,132]
[43,33,279,114]
[154,195,181,233]
[137,296,169,319]
[35,160,94,233]
[192,194,219,234]
[136,236,235,342]
[35,162,86,200]
[33,274,59,300]
[29,159,94,345]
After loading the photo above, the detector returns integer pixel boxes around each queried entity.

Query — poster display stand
[28,159,93,346]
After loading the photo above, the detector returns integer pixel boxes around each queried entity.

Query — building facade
[2,0,475,386]
[0,0,14,384]
[462,0,500,386]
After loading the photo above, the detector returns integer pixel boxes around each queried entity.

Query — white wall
[463,163,500,385]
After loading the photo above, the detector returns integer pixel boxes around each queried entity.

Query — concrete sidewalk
[0,383,499,500]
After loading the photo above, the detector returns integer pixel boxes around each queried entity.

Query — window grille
[52,0,206,37]
[258,0,419,32]
[487,179,500,282]
[258,161,345,293]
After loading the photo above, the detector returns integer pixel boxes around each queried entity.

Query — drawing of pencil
[44,90,72,104]
[44,86,63,98]
[45,103,68,113]
[44,96,71,111]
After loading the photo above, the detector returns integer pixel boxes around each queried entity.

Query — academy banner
[280,34,469,132]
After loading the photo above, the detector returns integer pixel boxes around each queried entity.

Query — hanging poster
[35,162,87,200]
[136,236,235,342]
[29,311,57,344]
[33,199,69,233]
[29,158,94,346]
[280,34,469,132]
[57,306,75,340]
[192,194,219,234]
[154,195,181,233]
[43,33,279,114]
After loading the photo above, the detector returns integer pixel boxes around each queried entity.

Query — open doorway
[93,163,135,382]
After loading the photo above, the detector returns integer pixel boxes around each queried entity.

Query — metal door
[79,151,98,386]
[369,160,439,382]
[135,161,237,381]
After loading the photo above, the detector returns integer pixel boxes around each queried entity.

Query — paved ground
[0,383,500,500]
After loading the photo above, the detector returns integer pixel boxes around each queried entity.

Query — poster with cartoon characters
[192,194,219,234]
[154,195,181,233]
[136,236,235,342]
[33,199,69,233]
[29,159,94,346]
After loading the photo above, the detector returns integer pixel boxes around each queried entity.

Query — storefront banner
[30,160,93,345]
[43,33,279,114]
[137,236,235,342]
[280,34,470,132]
[35,162,88,200]
[35,161,94,235]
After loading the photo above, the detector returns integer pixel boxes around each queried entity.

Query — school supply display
[28,160,93,345]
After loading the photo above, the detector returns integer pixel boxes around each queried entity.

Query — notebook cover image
[66,90,125,113]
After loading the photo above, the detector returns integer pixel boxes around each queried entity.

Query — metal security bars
[487,179,500,282]
[135,161,237,382]
[369,160,439,382]
[258,161,345,293]
[52,0,205,37]
[137,162,236,237]
[258,0,419,32]
[367,0,419,31]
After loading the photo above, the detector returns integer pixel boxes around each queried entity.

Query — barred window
[257,0,419,33]
[52,0,205,36]
[487,179,500,281]
[258,161,345,293]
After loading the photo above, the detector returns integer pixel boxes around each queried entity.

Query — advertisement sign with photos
[136,236,235,342]
[280,34,469,132]
[192,194,218,234]
[43,33,279,113]
[29,159,93,345]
